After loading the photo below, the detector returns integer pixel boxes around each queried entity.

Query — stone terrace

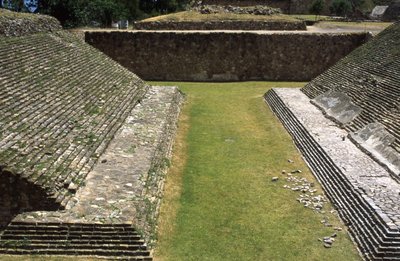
[0,29,147,222]
[0,11,183,260]
[0,86,183,259]
[266,23,400,260]
[302,22,400,158]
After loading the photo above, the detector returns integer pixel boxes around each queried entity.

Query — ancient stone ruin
[0,11,183,260]
[86,31,370,82]
[265,22,400,260]
[133,1,306,30]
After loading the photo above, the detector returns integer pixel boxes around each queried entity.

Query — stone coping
[84,28,371,35]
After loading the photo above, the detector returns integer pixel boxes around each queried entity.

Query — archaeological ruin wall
[302,22,400,176]
[0,11,184,260]
[86,31,370,82]
[266,22,400,260]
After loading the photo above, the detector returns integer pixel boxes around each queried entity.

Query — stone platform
[0,86,183,260]
[265,88,400,260]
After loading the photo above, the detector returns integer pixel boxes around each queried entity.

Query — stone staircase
[0,11,183,260]
[302,22,400,154]
[0,222,152,260]
[265,89,400,261]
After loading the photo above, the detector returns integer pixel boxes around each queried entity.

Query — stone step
[0,243,147,251]
[265,89,400,260]
[0,239,144,245]
[0,249,151,259]
[2,229,140,236]
[0,222,152,260]
[0,234,144,241]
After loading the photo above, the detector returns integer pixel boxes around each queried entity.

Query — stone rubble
[193,4,282,15]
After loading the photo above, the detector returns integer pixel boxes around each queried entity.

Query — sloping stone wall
[302,22,400,155]
[0,30,147,214]
[86,31,370,82]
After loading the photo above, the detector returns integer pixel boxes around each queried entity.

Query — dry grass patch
[140,11,300,22]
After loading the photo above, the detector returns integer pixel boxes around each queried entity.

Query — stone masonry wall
[86,31,371,82]
[132,20,306,30]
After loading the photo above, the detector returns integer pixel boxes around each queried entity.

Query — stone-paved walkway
[273,88,400,229]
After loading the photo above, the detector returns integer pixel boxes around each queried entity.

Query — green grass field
[153,82,361,261]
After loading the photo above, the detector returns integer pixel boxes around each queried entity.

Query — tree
[330,0,352,16]
[348,0,365,13]
[38,0,190,28]
[309,0,325,20]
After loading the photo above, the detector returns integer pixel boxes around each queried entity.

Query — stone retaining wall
[132,20,306,30]
[86,31,371,82]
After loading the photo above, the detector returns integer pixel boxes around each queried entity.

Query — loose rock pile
[273,160,346,249]
[193,4,282,15]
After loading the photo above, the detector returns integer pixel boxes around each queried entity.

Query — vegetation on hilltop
[1,0,191,27]
[140,10,299,22]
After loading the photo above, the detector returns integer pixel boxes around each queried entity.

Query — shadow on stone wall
[0,168,60,228]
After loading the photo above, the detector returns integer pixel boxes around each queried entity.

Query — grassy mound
[140,10,300,22]
[133,11,306,31]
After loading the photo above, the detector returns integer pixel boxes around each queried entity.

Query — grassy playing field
[152,81,361,261]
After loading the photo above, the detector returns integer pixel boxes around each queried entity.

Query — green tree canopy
[309,0,325,18]
[36,0,189,28]
[330,0,352,16]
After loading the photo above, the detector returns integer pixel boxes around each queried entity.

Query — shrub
[330,0,352,16]
[309,0,325,19]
